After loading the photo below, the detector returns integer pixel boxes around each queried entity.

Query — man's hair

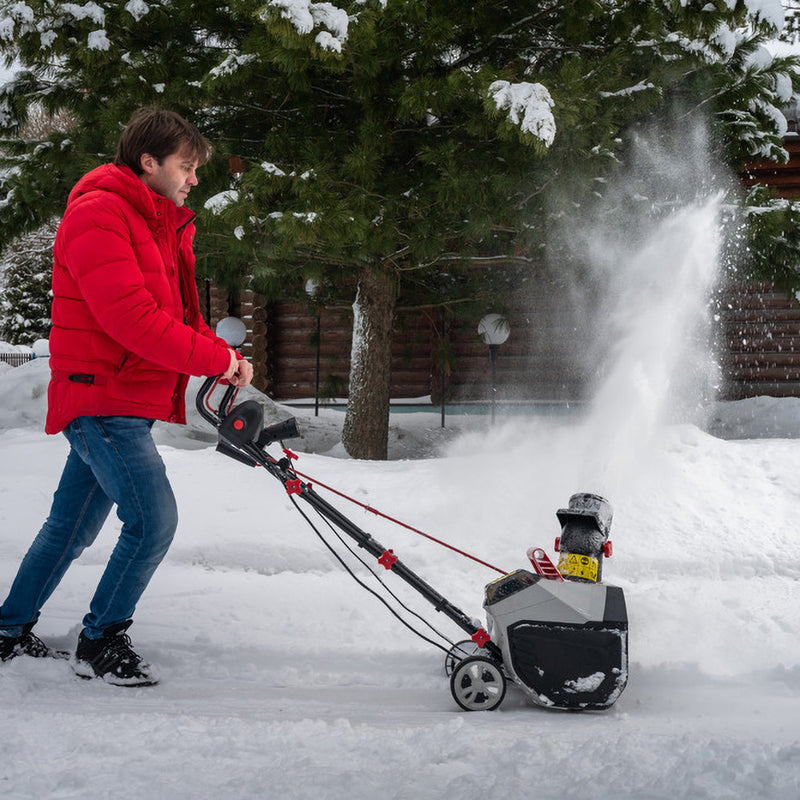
[114,108,212,174]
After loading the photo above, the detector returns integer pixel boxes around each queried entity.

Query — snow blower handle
[196,375,239,430]
[196,376,300,457]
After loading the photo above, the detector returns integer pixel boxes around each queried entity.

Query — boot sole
[1,648,70,662]
[71,658,159,687]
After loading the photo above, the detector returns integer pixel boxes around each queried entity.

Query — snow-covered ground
[1,357,799,799]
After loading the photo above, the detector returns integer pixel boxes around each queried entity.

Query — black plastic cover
[507,620,628,709]
[219,400,264,447]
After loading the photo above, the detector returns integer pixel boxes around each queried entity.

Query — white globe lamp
[216,316,247,348]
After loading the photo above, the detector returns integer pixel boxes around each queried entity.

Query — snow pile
[0,340,31,353]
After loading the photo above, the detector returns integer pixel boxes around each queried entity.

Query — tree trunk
[342,265,397,460]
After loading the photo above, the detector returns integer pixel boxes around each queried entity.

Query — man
[0,108,252,685]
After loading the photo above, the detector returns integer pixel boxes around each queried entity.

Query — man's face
[139,148,199,207]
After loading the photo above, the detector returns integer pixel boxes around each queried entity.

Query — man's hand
[231,357,253,387]
[222,349,254,387]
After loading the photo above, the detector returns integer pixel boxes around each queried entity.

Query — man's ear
[139,153,158,175]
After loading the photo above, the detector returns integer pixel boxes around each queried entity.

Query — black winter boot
[72,620,158,686]
[0,622,69,662]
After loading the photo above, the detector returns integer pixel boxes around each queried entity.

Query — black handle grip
[195,376,238,428]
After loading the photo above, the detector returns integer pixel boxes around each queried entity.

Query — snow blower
[196,378,628,712]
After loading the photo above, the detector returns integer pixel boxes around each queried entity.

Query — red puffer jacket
[46,163,233,434]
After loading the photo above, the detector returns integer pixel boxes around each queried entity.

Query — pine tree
[0,219,56,345]
[0,0,798,457]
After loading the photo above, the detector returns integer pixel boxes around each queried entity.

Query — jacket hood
[67,163,194,228]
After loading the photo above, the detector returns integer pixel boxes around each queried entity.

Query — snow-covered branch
[488,80,556,146]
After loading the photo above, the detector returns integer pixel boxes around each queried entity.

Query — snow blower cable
[287,464,507,575]
[299,496,461,648]
[286,492,455,655]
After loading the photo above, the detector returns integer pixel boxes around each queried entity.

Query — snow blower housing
[480,493,627,710]
[483,569,628,709]
[196,379,628,712]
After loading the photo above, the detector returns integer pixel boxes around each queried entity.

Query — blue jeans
[0,416,178,639]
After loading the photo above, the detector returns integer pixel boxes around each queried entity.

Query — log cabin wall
[741,134,800,199]
[206,282,800,405]
[262,302,460,402]
[204,282,593,404]
[720,133,800,399]
[717,282,800,399]
[260,296,583,405]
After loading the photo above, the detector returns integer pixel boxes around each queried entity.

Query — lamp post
[440,307,447,429]
[305,279,321,416]
[477,314,510,424]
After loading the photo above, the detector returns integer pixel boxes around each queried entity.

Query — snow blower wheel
[444,639,485,677]
[450,656,506,711]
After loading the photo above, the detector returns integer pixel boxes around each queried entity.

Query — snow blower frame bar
[196,377,503,662]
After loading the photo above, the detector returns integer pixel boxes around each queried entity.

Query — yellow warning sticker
[557,552,599,582]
